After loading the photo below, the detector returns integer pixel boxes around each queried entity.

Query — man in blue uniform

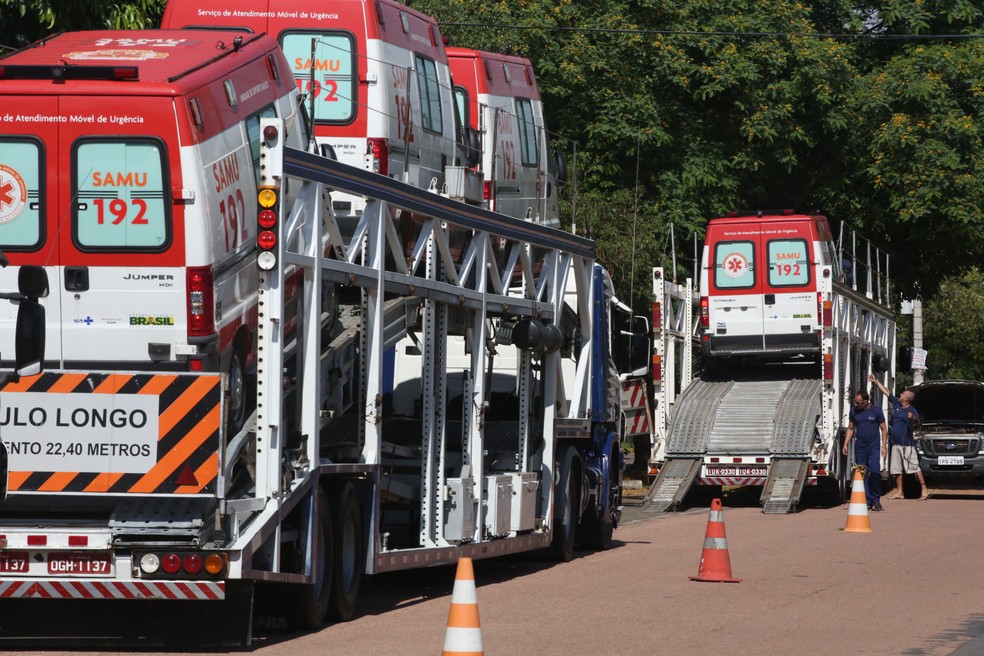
[841,389,888,511]
[869,374,929,500]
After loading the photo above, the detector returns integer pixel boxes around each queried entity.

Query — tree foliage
[3,0,984,376]
[924,268,984,380]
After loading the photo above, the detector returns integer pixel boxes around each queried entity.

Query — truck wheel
[322,280,339,342]
[295,489,333,628]
[329,482,364,621]
[578,445,618,551]
[226,346,248,436]
[551,445,580,562]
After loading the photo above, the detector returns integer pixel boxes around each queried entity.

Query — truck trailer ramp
[644,371,820,513]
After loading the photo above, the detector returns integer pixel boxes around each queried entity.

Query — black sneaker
[871,503,884,512]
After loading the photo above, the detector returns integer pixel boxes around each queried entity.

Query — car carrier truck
[0,68,650,644]
[644,212,898,514]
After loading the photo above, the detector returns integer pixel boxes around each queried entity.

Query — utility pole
[913,298,925,384]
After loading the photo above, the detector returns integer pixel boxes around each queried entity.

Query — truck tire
[551,445,580,562]
[578,444,618,551]
[226,345,248,436]
[329,482,364,621]
[295,489,334,628]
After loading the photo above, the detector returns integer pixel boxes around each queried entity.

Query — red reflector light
[68,535,88,547]
[183,554,203,574]
[161,553,181,574]
[734,457,743,463]
[258,209,277,229]
[709,457,719,463]
[27,535,47,546]
[483,181,495,210]
[189,358,203,371]
[112,66,138,80]
[823,353,834,383]
[651,302,661,332]
[258,230,277,250]
[175,464,198,487]
[700,297,709,328]
[651,354,662,383]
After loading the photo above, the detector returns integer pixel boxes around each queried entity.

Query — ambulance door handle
[764,294,776,305]
[65,266,89,292]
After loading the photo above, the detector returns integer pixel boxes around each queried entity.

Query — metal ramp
[760,378,820,513]
[642,457,701,512]
[761,458,811,514]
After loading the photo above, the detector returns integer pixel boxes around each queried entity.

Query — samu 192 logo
[130,316,174,326]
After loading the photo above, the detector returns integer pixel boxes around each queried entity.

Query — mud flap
[0,581,254,648]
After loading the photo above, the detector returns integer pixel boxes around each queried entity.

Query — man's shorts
[889,444,920,475]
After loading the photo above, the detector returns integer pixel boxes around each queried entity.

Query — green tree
[923,268,984,379]
[0,0,165,48]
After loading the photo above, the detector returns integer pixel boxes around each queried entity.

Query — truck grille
[923,438,976,456]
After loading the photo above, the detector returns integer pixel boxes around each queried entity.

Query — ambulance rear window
[73,139,170,251]
[713,241,754,290]
[416,55,443,133]
[767,238,810,287]
[0,138,43,250]
[516,99,537,166]
[282,31,356,124]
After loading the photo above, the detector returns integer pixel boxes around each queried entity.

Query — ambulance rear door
[706,221,765,351]
[0,96,65,365]
[759,219,817,350]
[56,95,187,368]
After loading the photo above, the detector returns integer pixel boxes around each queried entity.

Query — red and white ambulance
[0,30,307,432]
[161,0,472,220]
[698,211,840,360]
[446,47,561,225]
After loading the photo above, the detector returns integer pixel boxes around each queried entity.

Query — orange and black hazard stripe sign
[1,372,221,495]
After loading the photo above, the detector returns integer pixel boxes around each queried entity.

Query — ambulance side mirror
[13,265,48,377]
[15,300,44,377]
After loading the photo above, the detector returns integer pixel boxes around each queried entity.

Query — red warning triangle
[175,464,198,487]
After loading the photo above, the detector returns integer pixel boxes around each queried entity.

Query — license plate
[937,456,965,466]
[705,467,768,477]
[47,552,112,576]
[0,551,29,574]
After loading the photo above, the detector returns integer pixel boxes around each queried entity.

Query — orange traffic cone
[442,557,484,655]
[690,498,741,583]
[842,467,873,533]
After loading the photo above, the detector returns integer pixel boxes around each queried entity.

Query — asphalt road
[12,480,984,656]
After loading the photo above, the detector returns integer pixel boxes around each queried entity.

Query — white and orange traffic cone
[442,556,484,656]
[842,467,872,533]
[690,498,741,583]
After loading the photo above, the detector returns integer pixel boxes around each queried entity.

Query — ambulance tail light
[484,180,496,211]
[257,186,280,271]
[700,296,709,329]
[367,138,389,176]
[187,267,215,337]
